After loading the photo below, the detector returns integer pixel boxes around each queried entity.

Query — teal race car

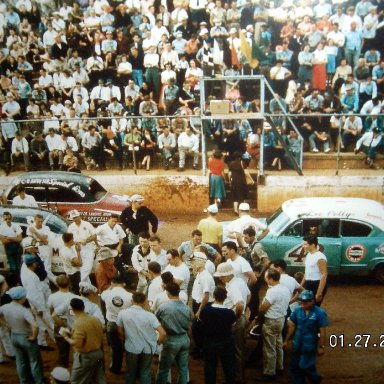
[224,197,384,282]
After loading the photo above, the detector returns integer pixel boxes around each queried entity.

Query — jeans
[125,352,153,384]
[203,336,236,384]
[4,242,22,272]
[308,134,330,152]
[107,321,124,373]
[157,334,190,384]
[54,325,70,368]
[262,317,285,376]
[132,69,143,87]
[345,48,361,70]
[11,332,44,384]
[71,349,106,384]
[289,350,321,384]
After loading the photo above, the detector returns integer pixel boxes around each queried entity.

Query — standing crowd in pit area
[0,188,328,384]
[1,0,384,176]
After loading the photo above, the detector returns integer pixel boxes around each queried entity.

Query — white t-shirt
[151,290,188,313]
[101,286,133,322]
[224,277,250,313]
[60,245,79,275]
[226,256,252,285]
[95,223,125,246]
[264,283,291,319]
[0,221,22,238]
[163,263,190,293]
[305,250,327,281]
[148,250,168,271]
[12,194,38,207]
[226,214,267,245]
[192,269,215,303]
[47,291,76,319]
[279,273,300,296]
[147,276,163,306]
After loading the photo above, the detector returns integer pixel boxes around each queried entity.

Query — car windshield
[266,208,291,234]
[45,214,68,234]
[89,179,107,201]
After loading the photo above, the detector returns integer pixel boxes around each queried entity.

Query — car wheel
[373,264,384,284]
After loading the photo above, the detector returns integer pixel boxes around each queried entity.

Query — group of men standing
[0,193,329,384]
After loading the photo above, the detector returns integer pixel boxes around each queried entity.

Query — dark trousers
[106,321,124,374]
[125,352,153,384]
[54,326,70,368]
[248,279,262,321]
[289,350,321,384]
[4,242,22,272]
[203,336,236,384]
[303,280,327,306]
[68,271,81,294]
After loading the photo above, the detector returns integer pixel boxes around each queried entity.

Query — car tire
[373,264,384,284]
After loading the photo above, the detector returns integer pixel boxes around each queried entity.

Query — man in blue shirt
[284,290,328,384]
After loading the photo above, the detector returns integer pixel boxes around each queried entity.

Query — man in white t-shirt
[222,241,256,287]
[226,202,269,248]
[302,235,328,305]
[95,214,126,253]
[256,268,291,381]
[148,236,168,271]
[12,184,38,208]
[0,211,23,272]
[101,275,132,374]
[163,249,190,294]
[59,232,82,294]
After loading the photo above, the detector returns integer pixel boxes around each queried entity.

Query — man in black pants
[200,285,236,384]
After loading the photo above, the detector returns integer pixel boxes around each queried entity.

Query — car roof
[282,197,384,231]
[0,204,69,232]
[4,171,104,199]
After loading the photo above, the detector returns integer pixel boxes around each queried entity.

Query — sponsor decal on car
[346,244,366,263]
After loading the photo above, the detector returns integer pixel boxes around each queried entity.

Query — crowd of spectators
[0,0,384,174]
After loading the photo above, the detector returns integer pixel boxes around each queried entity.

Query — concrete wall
[258,176,384,212]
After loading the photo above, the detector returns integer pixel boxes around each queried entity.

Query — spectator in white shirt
[45,128,64,170]
[12,184,38,207]
[11,131,30,171]
[177,126,199,171]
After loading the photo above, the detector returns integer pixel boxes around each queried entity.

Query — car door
[275,218,342,275]
[339,219,375,276]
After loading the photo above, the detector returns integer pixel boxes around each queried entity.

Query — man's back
[72,313,104,353]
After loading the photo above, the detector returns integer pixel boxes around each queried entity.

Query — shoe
[164,163,169,170]
[39,345,55,351]
[192,164,199,170]
[178,167,184,172]
[254,374,276,382]
[324,148,331,153]
[311,148,319,153]
[50,166,54,171]
[146,168,150,171]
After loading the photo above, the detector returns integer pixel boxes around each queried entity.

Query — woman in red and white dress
[312,42,328,91]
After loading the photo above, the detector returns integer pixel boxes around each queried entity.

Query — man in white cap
[0,286,44,384]
[226,202,269,249]
[50,367,70,384]
[214,262,250,383]
[197,204,223,252]
[120,194,158,245]
[190,251,215,358]
[67,209,98,285]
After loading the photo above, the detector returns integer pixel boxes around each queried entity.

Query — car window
[26,187,46,203]
[267,210,291,234]
[6,187,18,200]
[341,220,372,237]
[89,179,107,201]
[302,219,340,238]
[282,220,303,237]
[46,187,83,203]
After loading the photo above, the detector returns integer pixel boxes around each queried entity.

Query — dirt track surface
[1,212,384,384]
